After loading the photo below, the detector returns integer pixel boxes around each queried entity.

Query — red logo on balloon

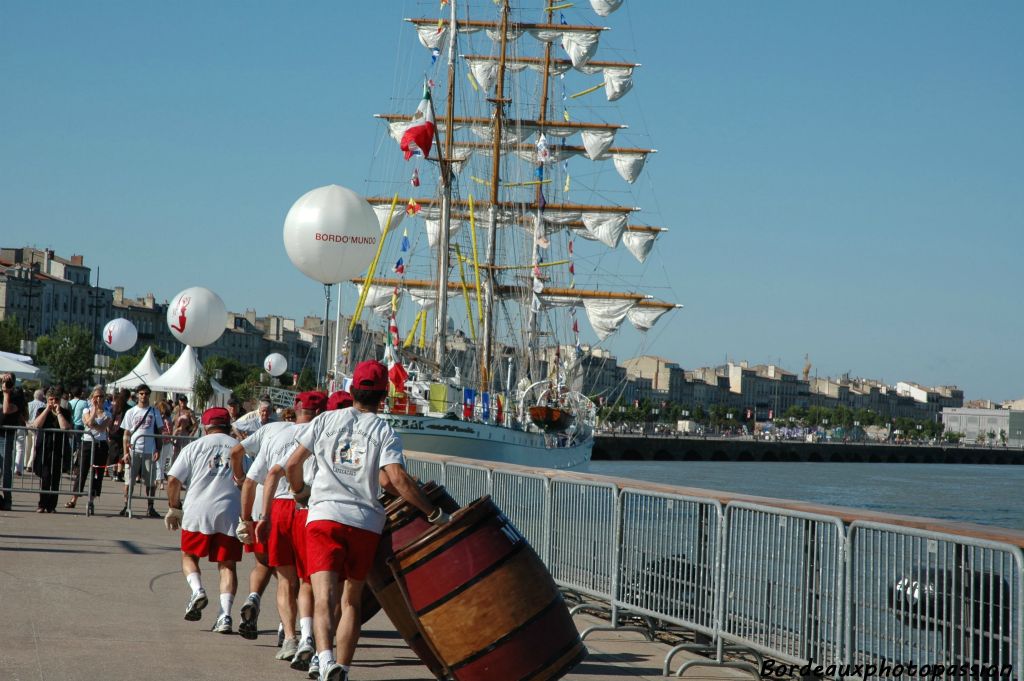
[171,296,191,333]
[106,328,113,345]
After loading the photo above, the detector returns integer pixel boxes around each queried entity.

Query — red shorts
[181,530,243,563]
[244,538,267,555]
[305,520,380,581]
[267,498,298,568]
[293,508,309,582]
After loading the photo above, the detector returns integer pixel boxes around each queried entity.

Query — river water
[577,461,1024,530]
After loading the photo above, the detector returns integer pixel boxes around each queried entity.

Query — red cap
[201,407,231,427]
[352,360,388,391]
[327,391,353,410]
[295,391,327,412]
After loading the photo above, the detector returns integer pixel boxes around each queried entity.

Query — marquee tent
[148,345,230,402]
[0,351,40,380]
[109,346,163,390]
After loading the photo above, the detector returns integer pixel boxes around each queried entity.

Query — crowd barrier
[1,426,197,517]
[405,456,1023,679]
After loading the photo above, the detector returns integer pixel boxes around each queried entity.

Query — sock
[247,591,261,603]
[299,617,313,640]
[186,572,202,593]
[219,592,234,617]
[341,664,350,673]
[318,650,335,670]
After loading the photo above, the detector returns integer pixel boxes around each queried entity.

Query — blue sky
[2,1,1022,400]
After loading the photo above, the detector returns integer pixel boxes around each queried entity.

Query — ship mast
[527,1,558,385]
[433,0,458,370]
[481,0,511,395]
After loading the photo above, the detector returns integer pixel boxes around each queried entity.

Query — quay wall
[593,435,1024,464]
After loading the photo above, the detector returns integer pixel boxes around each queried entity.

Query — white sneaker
[183,588,208,621]
[308,658,320,680]
[239,595,260,640]
[290,636,315,671]
[276,636,298,661]
[319,662,346,681]
[212,614,232,634]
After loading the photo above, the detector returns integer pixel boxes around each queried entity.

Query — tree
[0,315,24,353]
[296,367,315,391]
[36,322,93,388]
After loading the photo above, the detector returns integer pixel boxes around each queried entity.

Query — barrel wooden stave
[390,496,585,681]
[366,481,460,680]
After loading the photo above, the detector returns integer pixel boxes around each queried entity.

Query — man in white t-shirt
[228,411,293,641]
[119,384,165,518]
[284,361,449,681]
[233,396,277,439]
[244,391,324,669]
[164,407,242,634]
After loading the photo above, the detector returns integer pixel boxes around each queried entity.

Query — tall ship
[343,0,680,469]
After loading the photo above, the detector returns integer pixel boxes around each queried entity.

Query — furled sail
[582,298,636,340]
[627,304,672,332]
[590,0,624,17]
[372,203,406,234]
[621,231,657,263]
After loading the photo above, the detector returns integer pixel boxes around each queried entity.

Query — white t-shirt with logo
[241,421,297,514]
[296,407,405,534]
[168,433,241,537]
[247,422,315,500]
[122,405,165,455]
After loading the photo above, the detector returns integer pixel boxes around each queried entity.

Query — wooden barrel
[366,481,460,680]
[388,496,586,681]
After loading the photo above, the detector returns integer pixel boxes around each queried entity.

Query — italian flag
[400,84,435,161]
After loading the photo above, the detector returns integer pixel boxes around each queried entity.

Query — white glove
[292,483,311,505]
[427,507,450,526]
[236,518,253,545]
[164,507,183,531]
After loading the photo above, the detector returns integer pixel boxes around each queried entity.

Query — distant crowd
[0,371,279,515]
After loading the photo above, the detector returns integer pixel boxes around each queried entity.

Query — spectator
[1,374,28,510]
[120,384,165,518]
[67,387,112,514]
[30,387,73,513]
[108,390,130,482]
[23,389,45,474]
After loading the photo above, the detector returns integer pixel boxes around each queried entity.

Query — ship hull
[380,414,593,469]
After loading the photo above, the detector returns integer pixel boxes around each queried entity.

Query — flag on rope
[394,258,405,275]
[411,168,420,187]
[401,229,410,252]
[400,83,436,160]
[406,198,421,216]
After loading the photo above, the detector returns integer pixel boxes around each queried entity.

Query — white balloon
[283,184,380,284]
[102,318,138,353]
[166,286,227,348]
[264,353,288,377]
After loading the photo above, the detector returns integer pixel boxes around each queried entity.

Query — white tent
[0,351,40,380]
[109,346,163,390]
[148,345,231,402]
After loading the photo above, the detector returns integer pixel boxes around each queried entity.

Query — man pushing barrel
[283,360,449,681]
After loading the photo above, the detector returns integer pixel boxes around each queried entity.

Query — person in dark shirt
[31,387,73,513]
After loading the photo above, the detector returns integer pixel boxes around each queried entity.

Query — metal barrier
[405,457,445,487]
[548,478,618,604]
[490,470,550,563]
[441,461,491,507]
[1,425,197,517]
[847,521,1023,677]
